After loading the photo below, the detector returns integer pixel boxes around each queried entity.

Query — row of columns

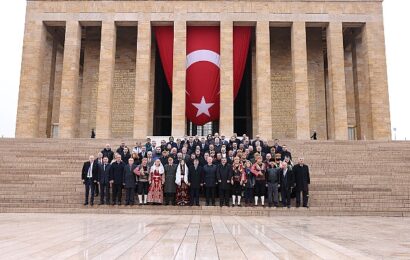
[16,19,390,140]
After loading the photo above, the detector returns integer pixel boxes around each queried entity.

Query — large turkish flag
[155,26,251,127]
[186,26,220,126]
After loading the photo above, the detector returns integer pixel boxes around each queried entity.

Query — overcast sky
[0,0,408,140]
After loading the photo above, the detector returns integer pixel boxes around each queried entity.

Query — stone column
[15,20,47,138]
[327,22,348,140]
[219,20,234,137]
[38,34,56,138]
[171,21,187,137]
[95,21,116,139]
[292,21,310,140]
[134,21,152,139]
[362,22,391,140]
[59,21,82,138]
[255,21,272,140]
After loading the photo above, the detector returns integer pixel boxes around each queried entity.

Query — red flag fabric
[154,26,174,90]
[155,26,251,126]
[233,26,251,99]
[186,26,221,126]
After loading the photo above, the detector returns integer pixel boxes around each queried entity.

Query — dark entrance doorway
[153,45,172,136]
[234,35,253,137]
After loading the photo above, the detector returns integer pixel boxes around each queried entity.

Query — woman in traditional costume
[147,159,164,205]
[175,159,190,206]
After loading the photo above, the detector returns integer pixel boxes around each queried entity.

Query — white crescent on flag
[186,49,220,69]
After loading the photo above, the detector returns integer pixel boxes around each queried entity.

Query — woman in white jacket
[175,160,190,206]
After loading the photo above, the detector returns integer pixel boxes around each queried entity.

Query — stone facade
[15,0,391,140]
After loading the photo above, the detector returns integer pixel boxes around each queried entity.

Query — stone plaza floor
[0,213,409,259]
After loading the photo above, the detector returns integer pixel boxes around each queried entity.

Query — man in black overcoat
[188,158,203,206]
[293,157,310,208]
[278,161,294,208]
[109,154,125,205]
[203,157,217,206]
[101,144,114,162]
[217,157,232,207]
[123,158,137,205]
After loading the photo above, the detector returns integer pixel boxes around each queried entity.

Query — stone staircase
[0,138,410,216]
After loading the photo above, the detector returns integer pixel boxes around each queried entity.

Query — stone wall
[270,27,295,139]
[111,26,137,138]
[306,27,328,140]
[79,27,101,138]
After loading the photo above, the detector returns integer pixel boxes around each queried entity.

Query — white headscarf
[150,159,164,175]
[175,162,189,186]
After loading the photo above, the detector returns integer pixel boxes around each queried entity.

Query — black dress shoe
[196,204,200,206]
[83,202,88,206]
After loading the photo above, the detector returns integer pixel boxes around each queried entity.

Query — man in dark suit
[199,138,209,153]
[97,157,111,205]
[138,146,147,159]
[203,157,217,206]
[123,158,137,206]
[280,145,292,161]
[220,135,229,146]
[176,138,184,152]
[217,157,232,207]
[94,153,103,197]
[167,136,178,149]
[293,158,310,208]
[101,144,114,162]
[109,154,125,205]
[188,158,203,206]
[279,162,294,208]
[272,139,283,154]
[81,155,98,206]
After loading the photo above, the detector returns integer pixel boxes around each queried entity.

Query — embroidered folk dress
[175,165,190,206]
[147,169,163,204]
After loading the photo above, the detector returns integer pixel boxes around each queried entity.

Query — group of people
[81,133,311,208]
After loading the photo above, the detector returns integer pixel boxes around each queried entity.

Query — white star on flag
[192,96,214,117]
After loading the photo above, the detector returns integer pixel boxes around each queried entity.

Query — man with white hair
[81,155,97,206]
[278,161,294,208]
[293,157,310,208]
